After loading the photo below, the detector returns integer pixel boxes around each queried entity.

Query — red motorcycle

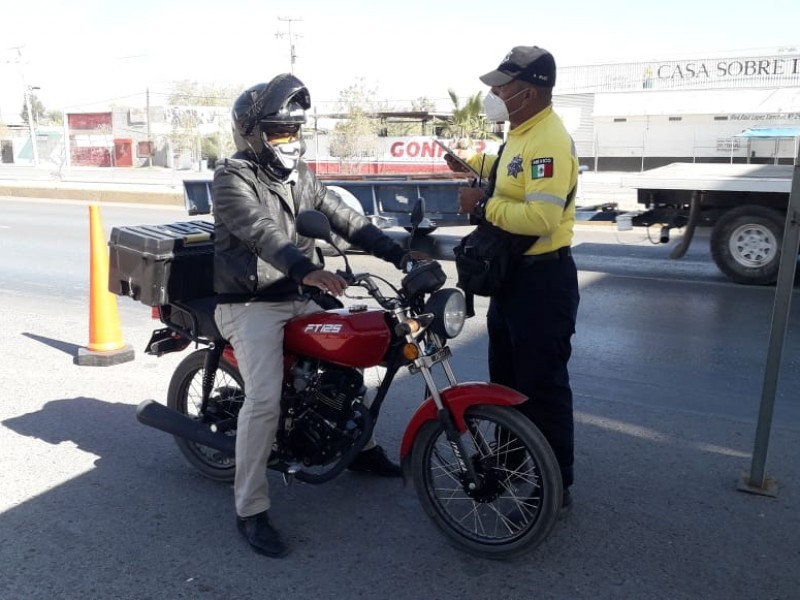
[134,209,563,559]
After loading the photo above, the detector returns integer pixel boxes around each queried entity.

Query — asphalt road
[1,198,799,600]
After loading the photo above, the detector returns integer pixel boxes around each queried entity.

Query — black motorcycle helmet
[231,73,311,177]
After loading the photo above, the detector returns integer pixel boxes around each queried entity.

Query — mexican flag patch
[531,157,554,179]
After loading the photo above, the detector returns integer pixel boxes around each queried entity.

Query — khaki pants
[215,299,321,518]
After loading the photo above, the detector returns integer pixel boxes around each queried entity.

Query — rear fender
[399,382,526,460]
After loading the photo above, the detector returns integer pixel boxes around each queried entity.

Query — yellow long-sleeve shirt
[467,105,578,255]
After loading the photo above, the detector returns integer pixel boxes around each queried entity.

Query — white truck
[621,162,796,285]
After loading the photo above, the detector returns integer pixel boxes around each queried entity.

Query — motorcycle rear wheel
[411,404,562,559]
[167,349,242,482]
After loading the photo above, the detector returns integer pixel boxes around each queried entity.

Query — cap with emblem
[479,46,556,88]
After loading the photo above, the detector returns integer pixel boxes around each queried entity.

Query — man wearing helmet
[212,74,413,558]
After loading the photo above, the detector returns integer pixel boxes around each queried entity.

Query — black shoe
[347,445,402,477]
[559,488,572,519]
[236,511,289,558]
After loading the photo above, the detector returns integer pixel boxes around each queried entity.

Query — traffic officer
[450,45,580,512]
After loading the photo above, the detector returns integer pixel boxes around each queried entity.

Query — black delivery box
[108,220,215,306]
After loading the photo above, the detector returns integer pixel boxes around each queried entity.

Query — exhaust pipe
[136,399,236,456]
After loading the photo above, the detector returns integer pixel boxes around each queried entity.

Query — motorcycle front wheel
[167,349,243,482]
[411,404,562,559]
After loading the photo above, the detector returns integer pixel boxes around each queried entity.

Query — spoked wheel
[167,349,243,482]
[411,404,562,559]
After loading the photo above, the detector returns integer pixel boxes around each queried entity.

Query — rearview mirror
[410,198,425,229]
[296,210,332,242]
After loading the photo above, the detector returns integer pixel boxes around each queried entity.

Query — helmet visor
[260,101,306,132]
[260,123,301,141]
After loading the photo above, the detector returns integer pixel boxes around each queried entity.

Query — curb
[0,183,184,206]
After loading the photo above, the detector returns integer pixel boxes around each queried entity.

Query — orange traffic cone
[75,204,135,366]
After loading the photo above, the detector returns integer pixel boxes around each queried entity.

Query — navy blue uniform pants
[486,254,579,489]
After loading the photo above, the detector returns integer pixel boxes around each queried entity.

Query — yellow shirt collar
[509,105,553,138]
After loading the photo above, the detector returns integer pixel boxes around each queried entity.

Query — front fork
[415,355,484,487]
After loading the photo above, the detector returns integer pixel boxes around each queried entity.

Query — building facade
[554,50,800,170]
[4,50,799,172]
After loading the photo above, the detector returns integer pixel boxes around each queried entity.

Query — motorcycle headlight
[424,289,466,339]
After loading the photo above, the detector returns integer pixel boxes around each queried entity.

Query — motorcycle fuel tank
[284,308,391,368]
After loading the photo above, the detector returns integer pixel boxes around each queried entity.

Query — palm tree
[441,89,497,141]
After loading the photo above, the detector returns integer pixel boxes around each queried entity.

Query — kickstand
[282,464,300,486]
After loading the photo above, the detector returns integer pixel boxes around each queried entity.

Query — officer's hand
[303,269,348,296]
[458,187,486,215]
[444,154,470,173]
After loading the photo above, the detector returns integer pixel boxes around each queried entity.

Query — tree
[20,92,46,125]
[166,80,241,163]
[441,89,497,141]
[45,111,63,126]
[329,79,382,173]
[381,96,439,136]
[167,80,242,107]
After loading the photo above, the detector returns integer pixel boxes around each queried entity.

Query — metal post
[641,116,649,172]
[24,86,39,167]
[738,141,800,496]
[62,110,70,169]
[146,88,152,168]
[313,106,319,173]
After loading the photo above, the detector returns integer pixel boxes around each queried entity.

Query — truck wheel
[710,205,784,285]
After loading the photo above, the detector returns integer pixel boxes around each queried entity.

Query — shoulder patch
[531,157,554,179]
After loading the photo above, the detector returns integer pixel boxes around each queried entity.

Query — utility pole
[6,45,39,167]
[24,85,40,168]
[276,17,302,73]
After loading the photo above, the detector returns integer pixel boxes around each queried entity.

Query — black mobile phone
[433,139,480,177]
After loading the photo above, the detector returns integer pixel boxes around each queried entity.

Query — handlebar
[336,269,393,308]
[335,258,445,309]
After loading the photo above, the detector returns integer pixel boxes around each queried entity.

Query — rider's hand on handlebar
[303,269,348,296]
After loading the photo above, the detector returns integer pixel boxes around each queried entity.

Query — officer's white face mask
[482,88,528,122]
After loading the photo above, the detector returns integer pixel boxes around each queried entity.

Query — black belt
[520,247,572,264]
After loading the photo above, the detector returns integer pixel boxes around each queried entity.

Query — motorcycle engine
[280,359,366,465]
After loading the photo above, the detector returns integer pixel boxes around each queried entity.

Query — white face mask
[273,138,306,171]
[261,133,306,173]
[482,89,528,122]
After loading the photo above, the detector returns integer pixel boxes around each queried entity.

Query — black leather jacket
[212,153,405,302]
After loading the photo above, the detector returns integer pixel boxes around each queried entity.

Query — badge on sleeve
[531,157,554,179]
[507,155,524,178]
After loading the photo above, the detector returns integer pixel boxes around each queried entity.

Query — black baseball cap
[479,46,556,88]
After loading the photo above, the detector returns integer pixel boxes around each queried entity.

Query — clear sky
[2,0,799,122]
